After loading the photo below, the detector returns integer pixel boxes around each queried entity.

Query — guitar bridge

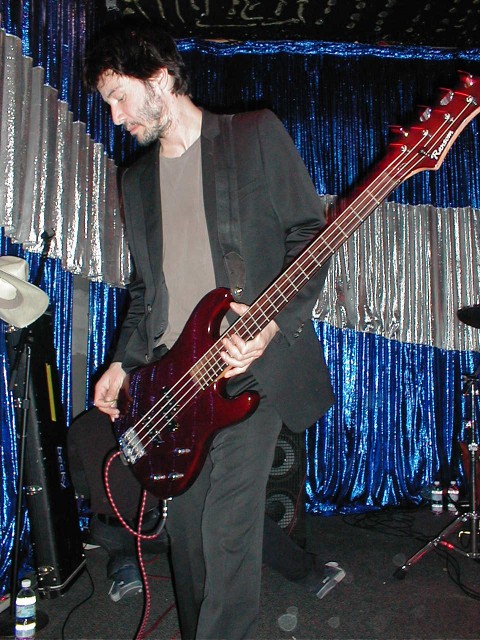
[119,427,146,464]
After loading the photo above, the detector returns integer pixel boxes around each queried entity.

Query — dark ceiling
[103,0,480,48]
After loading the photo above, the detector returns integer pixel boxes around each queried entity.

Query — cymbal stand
[395,365,480,578]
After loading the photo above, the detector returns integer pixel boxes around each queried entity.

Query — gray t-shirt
[159,137,217,349]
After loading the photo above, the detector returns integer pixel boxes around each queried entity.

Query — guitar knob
[417,105,432,122]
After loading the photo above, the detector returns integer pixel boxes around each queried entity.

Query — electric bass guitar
[115,71,480,500]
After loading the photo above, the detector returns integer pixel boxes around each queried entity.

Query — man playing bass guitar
[85,17,334,640]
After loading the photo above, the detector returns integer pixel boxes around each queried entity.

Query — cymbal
[457,304,480,329]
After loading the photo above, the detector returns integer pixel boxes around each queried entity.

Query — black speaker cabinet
[8,313,86,598]
[266,426,306,545]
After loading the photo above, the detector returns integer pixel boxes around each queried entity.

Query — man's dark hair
[83,18,189,95]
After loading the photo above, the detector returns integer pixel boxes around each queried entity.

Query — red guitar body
[114,287,260,499]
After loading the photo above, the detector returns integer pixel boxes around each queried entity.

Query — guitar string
[123,90,477,462]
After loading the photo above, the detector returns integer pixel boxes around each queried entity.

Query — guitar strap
[216,114,245,301]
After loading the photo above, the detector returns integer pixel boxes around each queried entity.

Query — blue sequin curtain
[86,281,128,405]
[309,324,480,514]
[3,0,480,596]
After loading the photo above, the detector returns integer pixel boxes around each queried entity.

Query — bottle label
[16,603,35,618]
[431,488,443,513]
[16,595,36,607]
[15,621,35,639]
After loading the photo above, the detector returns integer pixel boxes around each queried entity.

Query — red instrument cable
[104,450,173,639]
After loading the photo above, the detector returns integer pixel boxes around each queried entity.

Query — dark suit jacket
[113,109,334,431]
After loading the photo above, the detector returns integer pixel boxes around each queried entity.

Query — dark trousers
[68,398,314,637]
[166,375,283,640]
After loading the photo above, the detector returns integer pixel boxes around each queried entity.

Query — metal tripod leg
[394,511,480,579]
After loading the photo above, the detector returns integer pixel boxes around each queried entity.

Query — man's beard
[132,88,171,146]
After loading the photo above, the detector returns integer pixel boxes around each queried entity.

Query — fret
[305,251,323,269]
[247,316,263,334]
[334,224,351,240]
[362,186,384,207]
[256,306,271,326]
[282,272,300,291]
[267,298,280,313]
[295,263,309,280]
[318,234,335,253]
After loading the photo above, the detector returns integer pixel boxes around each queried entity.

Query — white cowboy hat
[0,256,49,328]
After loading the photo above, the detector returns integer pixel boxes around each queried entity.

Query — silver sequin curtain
[315,202,480,352]
[0,29,129,286]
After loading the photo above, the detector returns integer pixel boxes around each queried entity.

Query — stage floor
[33,505,480,639]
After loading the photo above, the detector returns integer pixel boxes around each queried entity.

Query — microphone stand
[0,234,53,638]
[7,232,53,390]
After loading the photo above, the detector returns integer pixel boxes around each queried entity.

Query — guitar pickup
[160,387,181,431]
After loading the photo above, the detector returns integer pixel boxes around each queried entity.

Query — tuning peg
[389,125,408,137]
[438,88,454,106]
[458,70,474,87]
[417,105,432,122]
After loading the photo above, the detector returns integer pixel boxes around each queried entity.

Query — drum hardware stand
[395,364,480,579]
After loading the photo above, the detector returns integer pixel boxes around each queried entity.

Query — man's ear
[150,67,170,93]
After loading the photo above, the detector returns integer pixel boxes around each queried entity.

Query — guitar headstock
[388,71,480,178]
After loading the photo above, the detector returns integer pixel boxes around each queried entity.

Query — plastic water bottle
[15,578,36,639]
[447,480,460,513]
[431,481,443,515]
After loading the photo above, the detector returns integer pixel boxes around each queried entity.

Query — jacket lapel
[138,144,163,293]
[201,111,230,290]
